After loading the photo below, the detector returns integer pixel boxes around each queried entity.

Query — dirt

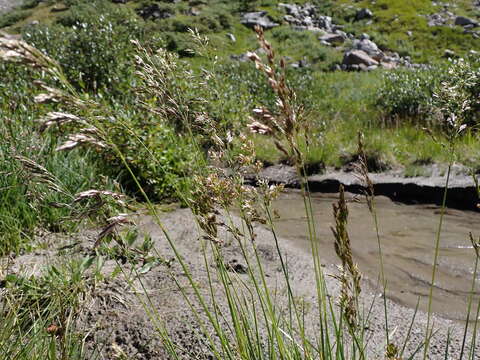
[2,207,479,359]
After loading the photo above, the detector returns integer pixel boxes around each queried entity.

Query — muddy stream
[272,190,480,322]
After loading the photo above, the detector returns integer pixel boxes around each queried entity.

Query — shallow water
[273,190,480,322]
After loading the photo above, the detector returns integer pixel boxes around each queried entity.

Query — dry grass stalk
[95,213,134,248]
[0,36,59,73]
[15,155,68,199]
[246,26,306,170]
[38,112,86,132]
[56,131,107,152]
[331,185,362,330]
[353,132,375,212]
[386,343,402,360]
[470,233,480,258]
[132,39,200,131]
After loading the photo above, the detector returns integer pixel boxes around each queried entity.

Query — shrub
[96,105,196,201]
[376,66,445,125]
[433,58,480,128]
[22,1,143,93]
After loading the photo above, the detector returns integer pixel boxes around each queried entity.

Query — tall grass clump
[0,258,99,359]
[0,60,120,254]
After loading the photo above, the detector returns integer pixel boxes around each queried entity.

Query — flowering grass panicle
[331,185,362,330]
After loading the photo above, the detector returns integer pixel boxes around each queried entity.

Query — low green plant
[0,259,96,359]
[0,9,33,28]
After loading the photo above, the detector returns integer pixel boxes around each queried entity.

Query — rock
[279,3,334,32]
[427,11,454,27]
[355,8,373,21]
[319,33,346,45]
[343,50,379,67]
[406,31,413,37]
[290,59,309,68]
[352,38,383,59]
[255,165,300,187]
[241,11,279,29]
[283,14,299,24]
[50,4,68,12]
[360,33,370,40]
[137,4,174,20]
[455,16,478,27]
[381,62,397,70]
[188,7,201,16]
[278,3,301,18]
[230,53,250,62]
[316,15,333,31]
[226,259,248,274]
[443,49,456,58]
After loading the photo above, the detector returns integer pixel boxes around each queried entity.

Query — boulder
[319,33,346,45]
[355,8,373,21]
[343,50,379,67]
[137,4,174,20]
[352,38,383,59]
[241,11,279,29]
[455,16,478,27]
[278,3,301,18]
[443,49,456,58]
[290,59,309,68]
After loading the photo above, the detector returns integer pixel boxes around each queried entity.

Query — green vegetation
[0,0,480,358]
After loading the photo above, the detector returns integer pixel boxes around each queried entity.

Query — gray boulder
[241,11,279,29]
[455,16,478,27]
[278,3,301,18]
[343,50,379,67]
[352,38,383,59]
[355,8,373,21]
[319,33,346,45]
[137,4,173,20]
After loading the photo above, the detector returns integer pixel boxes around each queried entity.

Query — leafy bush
[376,67,445,125]
[211,61,316,127]
[433,58,480,128]
[96,105,196,201]
[22,1,144,93]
